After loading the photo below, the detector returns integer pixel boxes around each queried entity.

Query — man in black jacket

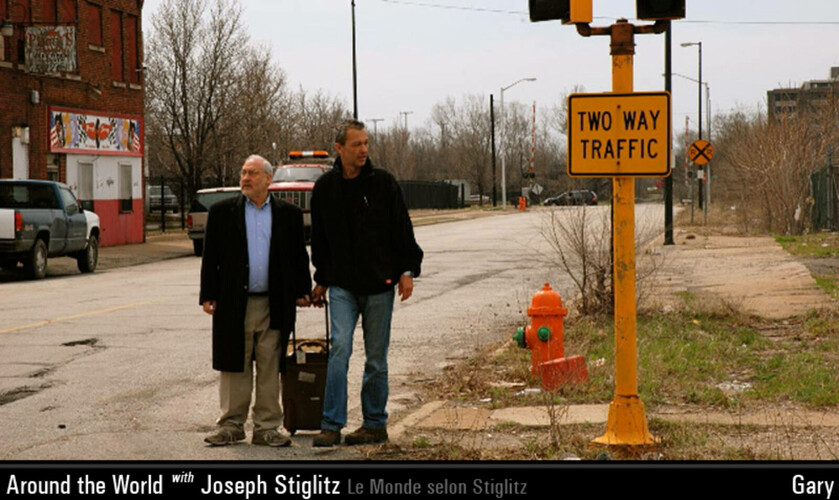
[200,155,312,447]
[310,119,423,447]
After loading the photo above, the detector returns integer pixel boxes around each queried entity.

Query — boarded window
[86,2,103,46]
[39,0,76,23]
[125,14,139,84]
[58,0,77,23]
[78,162,94,211]
[119,164,132,212]
[42,0,56,22]
[110,10,122,81]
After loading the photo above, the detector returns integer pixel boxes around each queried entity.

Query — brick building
[0,0,144,246]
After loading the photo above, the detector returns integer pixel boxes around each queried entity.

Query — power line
[377,0,523,15]
[682,19,839,25]
[376,0,839,24]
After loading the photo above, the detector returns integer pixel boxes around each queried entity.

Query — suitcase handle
[291,299,330,357]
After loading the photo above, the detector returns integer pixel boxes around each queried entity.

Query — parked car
[187,187,241,256]
[268,150,333,242]
[147,184,179,213]
[544,190,598,206]
[0,180,100,278]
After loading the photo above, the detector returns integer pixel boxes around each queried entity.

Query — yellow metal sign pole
[592,19,657,447]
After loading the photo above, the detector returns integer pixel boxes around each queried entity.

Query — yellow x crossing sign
[688,139,714,166]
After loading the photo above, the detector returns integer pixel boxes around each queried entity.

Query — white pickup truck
[0,180,100,279]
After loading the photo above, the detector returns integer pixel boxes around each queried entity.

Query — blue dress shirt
[244,196,272,293]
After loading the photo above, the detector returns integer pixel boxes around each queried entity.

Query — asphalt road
[0,205,664,460]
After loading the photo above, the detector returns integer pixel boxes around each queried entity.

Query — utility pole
[664,21,674,245]
[398,111,413,130]
[351,0,358,119]
[367,118,383,138]
[491,94,497,207]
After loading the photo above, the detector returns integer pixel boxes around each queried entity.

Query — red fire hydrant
[513,283,588,390]
[514,283,568,377]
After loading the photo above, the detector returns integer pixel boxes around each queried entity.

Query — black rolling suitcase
[282,301,330,435]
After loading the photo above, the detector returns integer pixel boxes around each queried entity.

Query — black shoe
[203,427,245,446]
[344,426,388,445]
[312,430,341,447]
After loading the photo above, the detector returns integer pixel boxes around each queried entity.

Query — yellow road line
[0,299,168,335]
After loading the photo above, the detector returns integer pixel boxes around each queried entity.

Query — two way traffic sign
[567,92,671,177]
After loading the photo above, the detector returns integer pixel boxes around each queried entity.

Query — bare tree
[542,207,612,315]
[145,0,247,196]
[284,88,349,154]
[713,104,839,234]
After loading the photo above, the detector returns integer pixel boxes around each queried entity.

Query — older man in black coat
[200,154,312,447]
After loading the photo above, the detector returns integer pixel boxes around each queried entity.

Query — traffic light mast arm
[574,19,668,38]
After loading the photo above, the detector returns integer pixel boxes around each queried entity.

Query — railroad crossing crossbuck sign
[688,139,714,166]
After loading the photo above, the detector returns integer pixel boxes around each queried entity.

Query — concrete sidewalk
[648,230,833,319]
[99,231,195,269]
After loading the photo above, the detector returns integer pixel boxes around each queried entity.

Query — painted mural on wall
[49,107,143,157]
[25,26,77,74]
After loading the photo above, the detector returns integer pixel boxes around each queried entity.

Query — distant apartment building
[0,0,145,246]
[768,67,839,120]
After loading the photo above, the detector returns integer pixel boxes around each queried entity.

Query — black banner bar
[1,462,838,499]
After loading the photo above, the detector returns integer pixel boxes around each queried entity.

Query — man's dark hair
[335,119,366,145]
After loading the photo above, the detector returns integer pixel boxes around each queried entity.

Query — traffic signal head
[528,0,568,22]
[529,0,591,24]
[636,0,685,20]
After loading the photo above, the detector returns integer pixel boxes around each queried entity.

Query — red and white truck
[268,151,333,242]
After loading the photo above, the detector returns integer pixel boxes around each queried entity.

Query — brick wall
[0,0,144,180]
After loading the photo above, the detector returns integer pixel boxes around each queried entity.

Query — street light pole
[671,71,712,213]
[500,77,536,210]
[681,41,703,210]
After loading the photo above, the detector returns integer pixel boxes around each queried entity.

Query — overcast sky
[141,0,839,137]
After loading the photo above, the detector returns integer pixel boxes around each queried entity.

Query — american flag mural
[49,107,143,157]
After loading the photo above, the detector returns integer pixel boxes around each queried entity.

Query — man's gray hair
[335,119,366,145]
[245,154,274,175]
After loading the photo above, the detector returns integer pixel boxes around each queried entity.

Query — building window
[41,0,56,22]
[119,164,132,212]
[78,162,95,211]
[47,156,60,182]
[125,14,139,84]
[59,0,77,23]
[110,10,123,81]
[86,2,103,47]
[40,0,77,24]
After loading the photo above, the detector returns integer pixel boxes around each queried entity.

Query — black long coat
[199,194,312,372]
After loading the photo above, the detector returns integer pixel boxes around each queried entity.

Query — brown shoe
[203,427,245,446]
[312,430,341,447]
[252,429,292,447]
[344,426,388,445]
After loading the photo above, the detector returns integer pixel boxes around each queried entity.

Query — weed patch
[776,232,839,258]
[378,294,839,461]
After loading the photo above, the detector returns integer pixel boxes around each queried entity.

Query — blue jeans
[321,286,394,431]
